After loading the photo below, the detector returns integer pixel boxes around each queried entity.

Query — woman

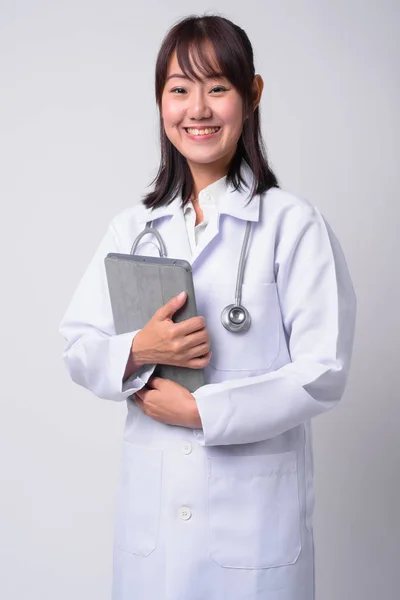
[59,14,357,600]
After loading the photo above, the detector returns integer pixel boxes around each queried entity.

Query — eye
[171,87,186,94]
[211,86,228,93]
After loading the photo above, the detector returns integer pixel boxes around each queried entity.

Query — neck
[187,150,234,200]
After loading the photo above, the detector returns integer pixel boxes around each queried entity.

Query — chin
[182,145,225,160]
[185,154,224,165]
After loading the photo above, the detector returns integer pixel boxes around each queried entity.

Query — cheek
[220,98,244,132]
[161,98,183,127]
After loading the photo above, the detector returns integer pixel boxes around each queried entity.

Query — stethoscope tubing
[130,221,167,257]
[130,218,252,332]
[235,220,252,307]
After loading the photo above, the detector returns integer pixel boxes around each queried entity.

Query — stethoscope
[131,219,253,333]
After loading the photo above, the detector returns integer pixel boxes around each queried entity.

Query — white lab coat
[59,162,357,600]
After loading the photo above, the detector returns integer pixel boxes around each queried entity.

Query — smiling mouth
[184,126,221,136]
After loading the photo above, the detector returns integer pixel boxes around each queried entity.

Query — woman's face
[161,45,245,169]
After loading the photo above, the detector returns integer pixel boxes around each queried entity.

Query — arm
[59,219,156,401]
[193,205,357,446]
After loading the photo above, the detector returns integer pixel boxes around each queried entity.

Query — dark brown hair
[142,14,279,208]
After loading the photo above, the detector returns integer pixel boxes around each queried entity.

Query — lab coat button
[179,507,192,520]
[182,442,192,455]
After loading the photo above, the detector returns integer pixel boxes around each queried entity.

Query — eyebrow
[166,72,225,82]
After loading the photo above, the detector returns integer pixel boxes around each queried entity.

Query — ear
[243,75,264,121]
[251,74,264,111]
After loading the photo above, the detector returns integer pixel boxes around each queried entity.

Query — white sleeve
[59,219,156,402]
[193,205,357,446]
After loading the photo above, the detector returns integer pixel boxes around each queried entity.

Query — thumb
[155,291,187,321]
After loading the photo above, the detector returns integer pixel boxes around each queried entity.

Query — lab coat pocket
[207,283,281,371]
[114,442,163,557]
[207,451,301,569]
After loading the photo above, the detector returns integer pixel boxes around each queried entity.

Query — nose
[187,88,212,121]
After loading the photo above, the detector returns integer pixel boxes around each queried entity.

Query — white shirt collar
[183,173,227,215]
[136,161,261,224]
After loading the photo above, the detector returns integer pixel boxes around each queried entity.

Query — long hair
[142,14,279,209]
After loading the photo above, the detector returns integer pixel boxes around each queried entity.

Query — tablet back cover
[104,253,205,392]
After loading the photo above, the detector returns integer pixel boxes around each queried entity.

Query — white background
[1,1,399,598]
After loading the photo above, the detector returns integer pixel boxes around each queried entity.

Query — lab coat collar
[135,160,260,224]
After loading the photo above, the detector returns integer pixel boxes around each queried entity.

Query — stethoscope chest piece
[221,304,251,333]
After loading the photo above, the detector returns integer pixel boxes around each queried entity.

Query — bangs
[170,21,253,93]
[175,37,226,83]
[155,15,255,105]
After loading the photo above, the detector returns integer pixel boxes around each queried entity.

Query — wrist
[123,332,147,382]
[131,330,147,368]
[190,397,202,429]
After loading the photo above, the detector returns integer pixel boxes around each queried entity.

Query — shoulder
[93,204,149,253]
[107,204,147,242]
[263,186,317,216]
[260,187,336,252]
[110,203,145,226]
[262,186,326,228]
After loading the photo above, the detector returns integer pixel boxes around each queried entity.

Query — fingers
[135,383,157,399]
[184,328,209,346]
[145,376,164,390]
[135,388,146,400]
[134,395,143,407]
[134,386,156,407]
[187,351,212,369]
[185,341,210,360]
[174,316,207,336]
[155,292,187,321]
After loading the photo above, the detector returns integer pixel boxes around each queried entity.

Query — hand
[131,292,212,369]
[134,377,202,429]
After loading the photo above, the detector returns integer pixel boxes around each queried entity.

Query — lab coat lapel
[190,178,261,266]
[135,199,192,264]
[162,205,222,267]
[163,208,193,264]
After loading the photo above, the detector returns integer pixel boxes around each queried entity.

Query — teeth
[186,127,220,136]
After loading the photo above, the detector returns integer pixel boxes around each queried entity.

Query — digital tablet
[104,252,205,392]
